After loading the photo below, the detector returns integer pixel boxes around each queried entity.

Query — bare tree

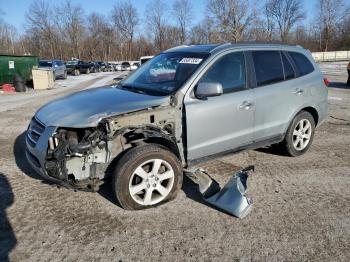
[146,0,168,51]
[85,13,116,61]
[56,1,86,58]
[189,17,216,44]
[264,1,275,41]
[112,1,139,59]
[172,0,193,44]
[26,0,58,58]
[265,0,304,42]
[316,0,349,51]
[0,18,17,54]
[207,0,253,42]
[5,0,350,60]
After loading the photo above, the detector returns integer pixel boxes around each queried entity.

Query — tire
[13,75,26,92]
[112,144,183,210]
[74,69,80,76]
[281,111,315,157]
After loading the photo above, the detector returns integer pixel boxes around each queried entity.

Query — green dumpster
[0,54,39,85]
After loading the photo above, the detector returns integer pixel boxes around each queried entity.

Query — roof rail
[210,43,232,52]
[165,45,189,52]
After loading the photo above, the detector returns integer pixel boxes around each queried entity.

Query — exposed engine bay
[43,105,182,191]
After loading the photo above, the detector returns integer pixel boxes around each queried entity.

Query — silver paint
[35,86,170,127]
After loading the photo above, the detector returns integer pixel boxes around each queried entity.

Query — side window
[199,52,245,93]
[281,52,295,80]
[252,51,284,87]
[288,51,314,76]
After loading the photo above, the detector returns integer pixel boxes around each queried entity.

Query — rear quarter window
[288,51,314,76]
[252,51,284,87]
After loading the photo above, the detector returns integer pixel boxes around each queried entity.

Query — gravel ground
[0,65,349,261]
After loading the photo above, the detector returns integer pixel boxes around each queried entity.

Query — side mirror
[195,82,223,99]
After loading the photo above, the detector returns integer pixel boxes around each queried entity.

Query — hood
[35,86,170,128]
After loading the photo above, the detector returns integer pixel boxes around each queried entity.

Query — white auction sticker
[179,58,203,64]
[8,61,14,69]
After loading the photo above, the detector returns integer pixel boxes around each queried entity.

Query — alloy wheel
[128,159,175,206]
[292,119,312,151]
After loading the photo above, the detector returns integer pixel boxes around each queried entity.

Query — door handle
[239,101,253,110]
[293,88,304,95]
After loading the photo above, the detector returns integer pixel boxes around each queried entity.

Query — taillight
[323,78,329,87]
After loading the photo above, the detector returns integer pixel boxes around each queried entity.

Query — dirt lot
[0,65,349,261]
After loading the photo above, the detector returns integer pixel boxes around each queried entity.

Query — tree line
[0,0,349,61]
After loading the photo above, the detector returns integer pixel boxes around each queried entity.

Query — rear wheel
[112,144,183,210]
[281,111,315,156]
[73,69,80,76]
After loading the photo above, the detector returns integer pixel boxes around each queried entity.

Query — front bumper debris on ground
[186,166,254,218]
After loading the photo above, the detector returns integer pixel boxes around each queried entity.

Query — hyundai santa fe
[26,43,328,209]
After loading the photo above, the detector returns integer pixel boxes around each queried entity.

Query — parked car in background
[26,43,327,210]
[89,61,101,73]
[106,63,114,72]
[115,63,122,71]
[140,56,154,65]
[38,60,67,79]
[96,61,107,72]
[130,62,140,70]
[121,61,131,71]
[66,60,92,75]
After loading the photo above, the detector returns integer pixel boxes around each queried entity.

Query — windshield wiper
[118,84,145,94]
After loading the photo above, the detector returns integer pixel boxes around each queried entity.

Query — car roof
[163,42,305,54]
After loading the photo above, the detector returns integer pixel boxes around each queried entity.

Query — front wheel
[73,69,80,76]
[281,111,315,156]
[112,144,183,210]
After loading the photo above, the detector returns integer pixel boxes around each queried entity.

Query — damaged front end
[33,103,183,191]
[45,124,110,191]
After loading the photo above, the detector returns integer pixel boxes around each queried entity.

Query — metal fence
[312,51,350,62]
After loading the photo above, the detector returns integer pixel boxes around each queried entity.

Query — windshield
[67,60,78,65]
[121,52,208,96]
[39,61,52,67]
[140,58,151,64]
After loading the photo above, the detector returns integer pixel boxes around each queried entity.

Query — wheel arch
[109,125,182,164]
[298,106,319,126]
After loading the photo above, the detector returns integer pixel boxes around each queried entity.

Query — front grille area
[27,117,46,147]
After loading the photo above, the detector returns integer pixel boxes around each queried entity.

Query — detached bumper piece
[186,166,254,218]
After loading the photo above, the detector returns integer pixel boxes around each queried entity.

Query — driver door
[184,51,255,161]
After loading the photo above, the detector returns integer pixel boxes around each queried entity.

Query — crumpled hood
[35,86,170,128]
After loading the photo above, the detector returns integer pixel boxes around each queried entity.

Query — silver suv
[26,43,328,209]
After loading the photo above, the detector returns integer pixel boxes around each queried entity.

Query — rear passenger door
[252,50,306,142]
